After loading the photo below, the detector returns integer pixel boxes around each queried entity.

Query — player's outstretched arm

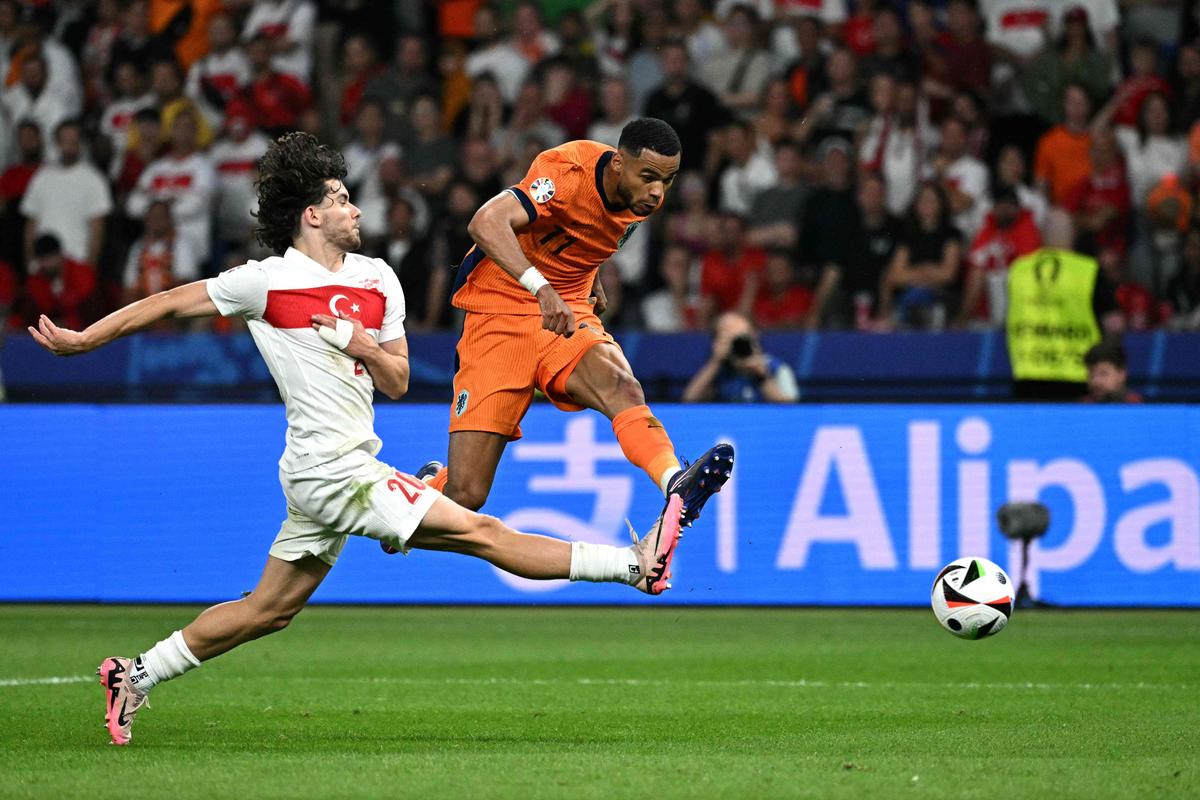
[28,280,219,356]
[468,191,575,336]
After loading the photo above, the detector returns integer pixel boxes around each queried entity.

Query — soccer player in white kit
[28,132,685,746]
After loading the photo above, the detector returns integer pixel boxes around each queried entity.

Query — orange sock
[612,405,680,492]
[427,467,449,493]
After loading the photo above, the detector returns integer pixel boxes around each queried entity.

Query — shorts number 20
[387,471,425,504]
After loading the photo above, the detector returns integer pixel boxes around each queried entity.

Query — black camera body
[730,334,755,359]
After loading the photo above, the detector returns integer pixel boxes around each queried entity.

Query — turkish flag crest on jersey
[263,286,386,329]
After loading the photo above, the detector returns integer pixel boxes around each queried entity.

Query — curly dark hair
[253,132,348,254]
[618,118,681,158]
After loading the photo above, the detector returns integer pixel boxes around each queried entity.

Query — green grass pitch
[1,605,1196,800]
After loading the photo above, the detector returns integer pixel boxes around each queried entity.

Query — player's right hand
[536,285,575,337]
[28,315,92,356]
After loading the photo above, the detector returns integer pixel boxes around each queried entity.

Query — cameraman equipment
[730,334,755,359]
[996,501,1051,609]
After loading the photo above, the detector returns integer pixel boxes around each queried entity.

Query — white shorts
[270,447,439,566]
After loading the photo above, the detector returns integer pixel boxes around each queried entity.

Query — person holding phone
[682,311,800,403]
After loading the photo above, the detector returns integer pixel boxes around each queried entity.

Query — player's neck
[600,161,629,212]
[292,239,348,272]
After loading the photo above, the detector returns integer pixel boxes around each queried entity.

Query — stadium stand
[2,0,1199,399]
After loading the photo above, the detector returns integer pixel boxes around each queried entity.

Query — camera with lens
[729,333,755,360]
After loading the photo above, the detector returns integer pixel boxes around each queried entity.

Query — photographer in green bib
[1006,210,1123,399]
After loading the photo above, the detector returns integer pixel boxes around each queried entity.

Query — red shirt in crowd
[700,245,767,314]
[0,162,38,202]
[1111,75,1173,127]
[934,31,992,96]
[245,72,313,134]
[0,260,17,325]
[754,285,814,329]
[1114,282,1172,331]
[19,258,98,331]
[966,207,1041,319]
[1063,161,1131,254]
[842,12,876,57]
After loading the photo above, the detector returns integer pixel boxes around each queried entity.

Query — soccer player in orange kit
[392,119,734,570]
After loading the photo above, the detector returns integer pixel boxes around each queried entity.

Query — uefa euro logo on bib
[530,177,555,203]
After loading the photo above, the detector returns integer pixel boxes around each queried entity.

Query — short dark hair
[254,132,348,254]
[618,118,681,158]
[133,107,161,125]
[33,233,62,258]
[1084,339,1127,370]
[53,117,82,139]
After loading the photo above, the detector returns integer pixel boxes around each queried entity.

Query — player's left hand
[589,277,608,315]
[28,315,92,356]
[310,312,376,359]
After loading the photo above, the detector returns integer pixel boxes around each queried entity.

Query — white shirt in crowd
[1115,126,1188,208]
[587,115,635,149]
[123,234,200,290]
[1,82,75,158]
[127,152,218,263]
[205,247,406,473]
[719,146,779,216]
[20,159,113,262]
[981,0,1053,59]
[186,47,252,127]
[241,0,317,82]
[99,92,156,159]
[0,38,82,120]
[859,115,940,217]
[465,41,529,103]
[941,155,991,239]
[209,131,270,243]
[343,139,403,241]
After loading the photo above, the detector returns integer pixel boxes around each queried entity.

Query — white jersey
[206,247,406,473]
[126,152,218,262]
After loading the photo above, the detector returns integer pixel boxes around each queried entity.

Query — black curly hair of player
[253,132,348,254]
[618,118,681,158]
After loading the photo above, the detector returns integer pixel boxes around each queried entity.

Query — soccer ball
[931,557,1014,640]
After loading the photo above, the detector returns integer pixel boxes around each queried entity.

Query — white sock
[659,466,681,495]
[128,630,201,695]
[569,541,640,585]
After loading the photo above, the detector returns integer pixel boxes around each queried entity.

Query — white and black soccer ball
[931,557,1013,640]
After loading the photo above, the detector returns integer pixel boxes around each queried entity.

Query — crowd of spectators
[1,0,1199,337]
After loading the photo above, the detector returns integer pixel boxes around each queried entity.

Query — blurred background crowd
[2,0,1200,337]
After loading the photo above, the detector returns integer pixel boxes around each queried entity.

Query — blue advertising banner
[1,404,1196,606]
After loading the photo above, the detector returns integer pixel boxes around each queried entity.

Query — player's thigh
[244,554,331,616]
[451,312,539,440]
[562,340,644,416]
[405,493,496,555]
[446,429,509,490]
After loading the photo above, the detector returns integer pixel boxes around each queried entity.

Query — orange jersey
[451,140,645,316]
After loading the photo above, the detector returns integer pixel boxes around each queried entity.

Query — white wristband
[317,317,354,350]
[519,267,550,295]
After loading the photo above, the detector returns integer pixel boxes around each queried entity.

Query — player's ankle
[568,541,639,585]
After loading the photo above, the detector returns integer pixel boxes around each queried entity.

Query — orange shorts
[449,311,617,440]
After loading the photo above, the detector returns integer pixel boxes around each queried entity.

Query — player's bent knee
[611,368,645,409]
[446,480,490,512]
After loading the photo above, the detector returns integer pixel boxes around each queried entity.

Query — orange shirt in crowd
[150,0,223,69]
[1035,126,1092,206]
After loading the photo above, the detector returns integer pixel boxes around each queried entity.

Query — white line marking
[2,674,1189,693]
[357,676,1191,692]
[0,675,93,688]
